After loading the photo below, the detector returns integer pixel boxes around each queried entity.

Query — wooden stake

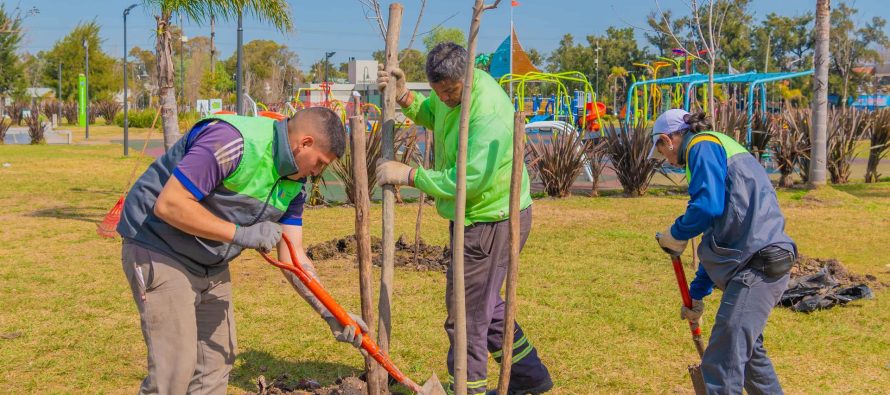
[414,129,432,266]
[379,4,403,393]
[452,2,502,394]
[497,112,525,395]
[350,93,382,395]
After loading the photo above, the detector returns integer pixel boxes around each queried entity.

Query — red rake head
[96,195,125,238]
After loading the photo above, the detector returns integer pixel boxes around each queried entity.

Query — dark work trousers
[702,267,790,395]
[445,207,551,394]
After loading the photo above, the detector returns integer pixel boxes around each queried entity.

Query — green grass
[1,143,889,394]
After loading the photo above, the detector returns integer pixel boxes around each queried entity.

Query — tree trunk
[377,4,403,393]
[156,15,181,150]
[708,61,716,122]
[349,94,382,395]
[809,0,830,187]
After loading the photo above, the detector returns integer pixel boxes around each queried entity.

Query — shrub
[527,127,592,198]
[604,121,661,197]
[0,116,10,144]
[783,109,812,183]
[865,109,890,183]
[773,110,811,188]
[586,139,608,197]
[827,108,869,184]
[25,107,44,145]
[114,108,159,128]
[62,102,79,125]
[95,100,121,125]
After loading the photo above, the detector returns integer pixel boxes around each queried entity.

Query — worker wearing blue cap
[651,109,796,394]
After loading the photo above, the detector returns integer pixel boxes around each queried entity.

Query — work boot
[485,376,553,395]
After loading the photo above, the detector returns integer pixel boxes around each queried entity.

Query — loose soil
[792,254,887,289]
[252,375,366,395]
[307,234,450,272]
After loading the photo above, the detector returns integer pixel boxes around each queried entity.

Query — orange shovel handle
[259,234,421,392]
[671,255,706,357]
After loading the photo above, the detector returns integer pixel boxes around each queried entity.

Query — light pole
[57,61,62,124]
[323,51,335,103]
[83,37,90,139]
[595,41,601,104]
[123,3,137,156]
[236,10,243,115]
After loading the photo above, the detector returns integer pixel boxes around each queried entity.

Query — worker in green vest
[117,109,367,394]
[652,109,796,394]
[376,42,552,395]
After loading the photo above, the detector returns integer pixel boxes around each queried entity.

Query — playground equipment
[624,70,815,146]
[498,71,605,133]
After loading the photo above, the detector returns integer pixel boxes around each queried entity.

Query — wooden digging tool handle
[259,235,422,393]
[671,255,706,358]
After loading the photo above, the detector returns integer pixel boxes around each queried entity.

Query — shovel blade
[418,373,447,395]
[689,364,706,395]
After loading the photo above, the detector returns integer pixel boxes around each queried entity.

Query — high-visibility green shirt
[402,70,531,225]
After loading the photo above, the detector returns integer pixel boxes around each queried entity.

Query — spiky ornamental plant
[62,101,79,125]
[25,106,44,144]
[0,115,10,144]
[329,124,419,204]
[604,120,661,197]
[865,108,890,183]
[784,108,813,183]
[713,102,747,143]
[95,100,121,125]
[827,107,869,184]
[748,112,778,161]
[526,129,592,198]
[586,139,608,197]
[774,112,812,188]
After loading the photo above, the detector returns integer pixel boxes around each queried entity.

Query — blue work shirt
[670,141,727,300]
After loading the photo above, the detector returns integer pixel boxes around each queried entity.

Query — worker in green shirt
[376,42,552,395]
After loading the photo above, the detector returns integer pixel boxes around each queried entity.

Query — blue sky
[12,0,890,71]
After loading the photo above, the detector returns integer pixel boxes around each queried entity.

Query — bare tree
[653,0,735,121]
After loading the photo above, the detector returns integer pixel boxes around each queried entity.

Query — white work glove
[656,227,688,256]
[232,221,282,253]
[376,65,408,102]
[681,299,705,322]
[323,312,369,348]
[375,159,414,187]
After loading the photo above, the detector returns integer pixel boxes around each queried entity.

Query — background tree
[39,22,120,102]
[223,39,299,103]
[423,26,466,51]
[829,1,889,108]
[0,4,25,116]
[141,0,293,150]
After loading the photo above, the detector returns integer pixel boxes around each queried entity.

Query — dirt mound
[791,254,886,289]
[307,234,450,272]
[253,375,366,395]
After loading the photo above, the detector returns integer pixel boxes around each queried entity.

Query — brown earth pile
[792,254,886,289]
[306,234,450,272]
[252,375,366,395]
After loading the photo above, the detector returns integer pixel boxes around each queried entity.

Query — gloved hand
[323,312,369,348]
[232,221,282,253]
[376,65,408,103]
[681,299,704,322]
[376,159,414,186]
[656,227,688,256]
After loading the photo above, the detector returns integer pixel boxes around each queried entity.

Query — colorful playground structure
[498,71,607,134]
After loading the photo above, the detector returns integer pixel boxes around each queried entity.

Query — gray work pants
[121,240,237,395]
[702,267,790,395]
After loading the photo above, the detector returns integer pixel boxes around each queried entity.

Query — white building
[297,59,432,109]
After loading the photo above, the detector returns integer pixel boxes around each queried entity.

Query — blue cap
[648,109,690,160]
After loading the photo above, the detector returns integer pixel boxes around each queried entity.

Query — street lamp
[179,13,187,108]
[83,37,90,139]
[323,51,336,103]
[594,41,601,105]
[123,3,138,156]
[236,9,243,115]
[57,62,62,124]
